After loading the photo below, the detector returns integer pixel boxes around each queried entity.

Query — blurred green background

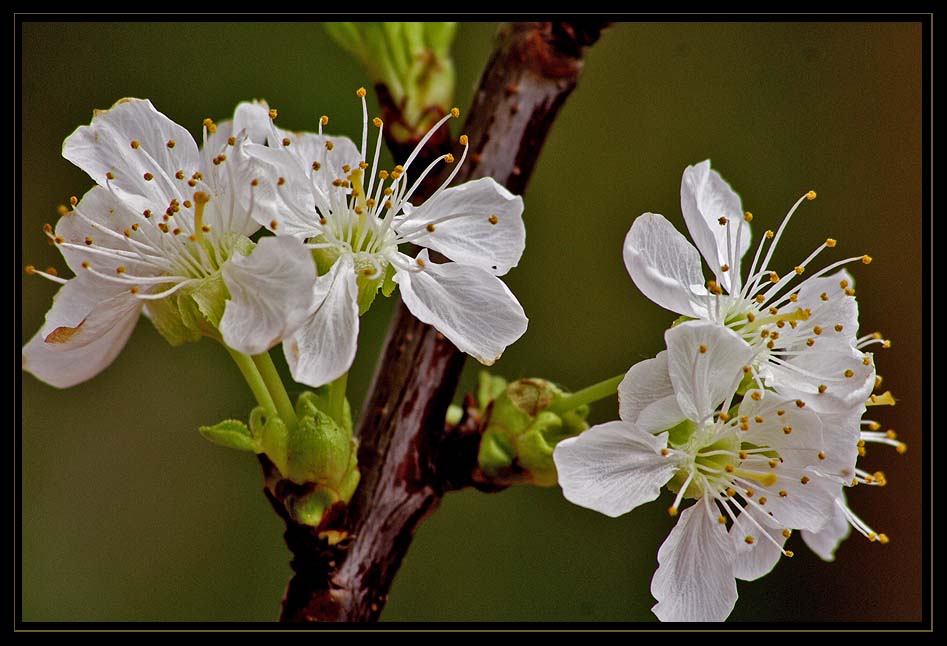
[20,21,923,622]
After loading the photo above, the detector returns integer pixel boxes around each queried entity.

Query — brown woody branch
[268,21,609,623]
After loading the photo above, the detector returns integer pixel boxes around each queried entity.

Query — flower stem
[227,348,277,415]
[252,352,298,429]
[327,371,349,426]
[547,373,625,415]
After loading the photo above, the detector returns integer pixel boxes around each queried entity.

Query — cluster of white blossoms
[554,161,900,622]
[23,92,527,389]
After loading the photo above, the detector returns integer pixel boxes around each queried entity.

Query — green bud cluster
[199,389,360,527]
[477,377,589,486]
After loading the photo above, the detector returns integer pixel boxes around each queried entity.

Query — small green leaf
[199,419,258,452]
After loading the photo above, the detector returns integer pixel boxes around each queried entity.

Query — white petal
[283,254,359,388]
[665,321,754,422]
[232,100,274,145]
[651,500,738,622]
[752,469,838,532]
[62,98,200,218]
[393,250,527,365]
[792,269,860,342]
[240,142,323,238]
[623,214,709,319]
[397,178,525,276]
[220,237,318,355]
[680,160,748,293]
[802,493,852,562]
[617,351,673,423]
[636,395,688,435]
[811,407,863,482]
[730,504,787,581]
[22,275,142,388]
[55,186,154,276]
[738,390,826,468]
[553,424,675,518]
[279,131,362,212]
[762,342,875,414]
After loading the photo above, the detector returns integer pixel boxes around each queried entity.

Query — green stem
[327,371,349,426]
[547,373,625,416]
[227,348,277,415]
[252,352,298,429]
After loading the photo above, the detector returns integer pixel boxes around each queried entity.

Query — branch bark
[269,21,609,623]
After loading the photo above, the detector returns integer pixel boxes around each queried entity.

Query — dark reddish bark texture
[265,21,609,623]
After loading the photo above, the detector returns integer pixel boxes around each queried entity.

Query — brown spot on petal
[45,321,85,344]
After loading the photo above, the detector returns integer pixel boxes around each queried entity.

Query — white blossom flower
[623,160,876,414]
[240,89,528,387]
[23,98,318,388]
[554,320,840,622]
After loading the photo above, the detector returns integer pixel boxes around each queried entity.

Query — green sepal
[288,488,338,527]
[477,370,508,408]
[671,314,695,327]
[144,285,203,346]
[445,404,464,427]
[199,419,259,453]
[381,263,398,298]
[354,255,386,316]
[477,429,516,475]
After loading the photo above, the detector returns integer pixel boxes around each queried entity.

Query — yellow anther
[769,307,779,315]
[882,339,891,349]
[277,177,286,186]
[268,108,278,120]
[84,237,93,246]
[269,219,278,230]
[885,429,897,439]
[379,170,389,180]
[488,215,499,225]
[668,506,678,517]
[202,118,217,133]
[172,228,181,236]
[372,117,383,128]
[878,534,890,544]
[768,459,779,469]
[660,448,669,457]
[320,115,329,125]
[745,488,754,497]
[143,172,153,181]
[744,211,753,222]
[116,266,126,274]
[57,204,69,216]
[312,161,322,171]
[325,141,334,151]
[699,344,707,354]
[806,190,817,200]
[896,443,908,454]
[765,229,774,239]
[227,136,236,146]
[755,294,765,303]
[720,264,730,272]
[250,179,259,187]
[742,365,751,374]
[718,216,728,225]
[760,329,770,338]
[143,209,152,218]
[818,451,826,460]
[783,426,792,435]
[813,326,822,335]
[356,87,367,97]
[426,224,436,233]
[129,286,139,294]
[861,255,872,264]
[739,450,749,460]
[725,487,736,497]
[758,497,767,505]
[450,107,460,118]
[750,391,762,401]
[795,399,806,408]
[718,412,731,422]
[718,515,727,524]
[746,312,756,323]
[744,536,755,545]
[806,338,815,347]
[166,139,176,148]
[769,272,780,283]
[800,476,810,484]
[416,258,426,268]
[835,324,844,332]
[444,153,455,164]
[782,529,792,539]
[24,264,35,274]
[282,137,291,147]
[753,417,763,425]
[175,170,185,180]
[868,532,877,542]
[158,223,169,233]
[778,490,788,497]
[825,238,836,247]
[131,224,139,231]
[818,384,828,394]
[725,464,735,473]
[776,409,785,416]
[740,423,749,431]
[359,161,368,170]
[130,140,140,149]
[820,292,829,301]
[785,551,794,558]
[789,293,799,303]
[106,171,115,180]
[459,134,469,146]
[123,229,131,238]
[794,266,805,275]
[342,165,351,173]
[183,200,192,209]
